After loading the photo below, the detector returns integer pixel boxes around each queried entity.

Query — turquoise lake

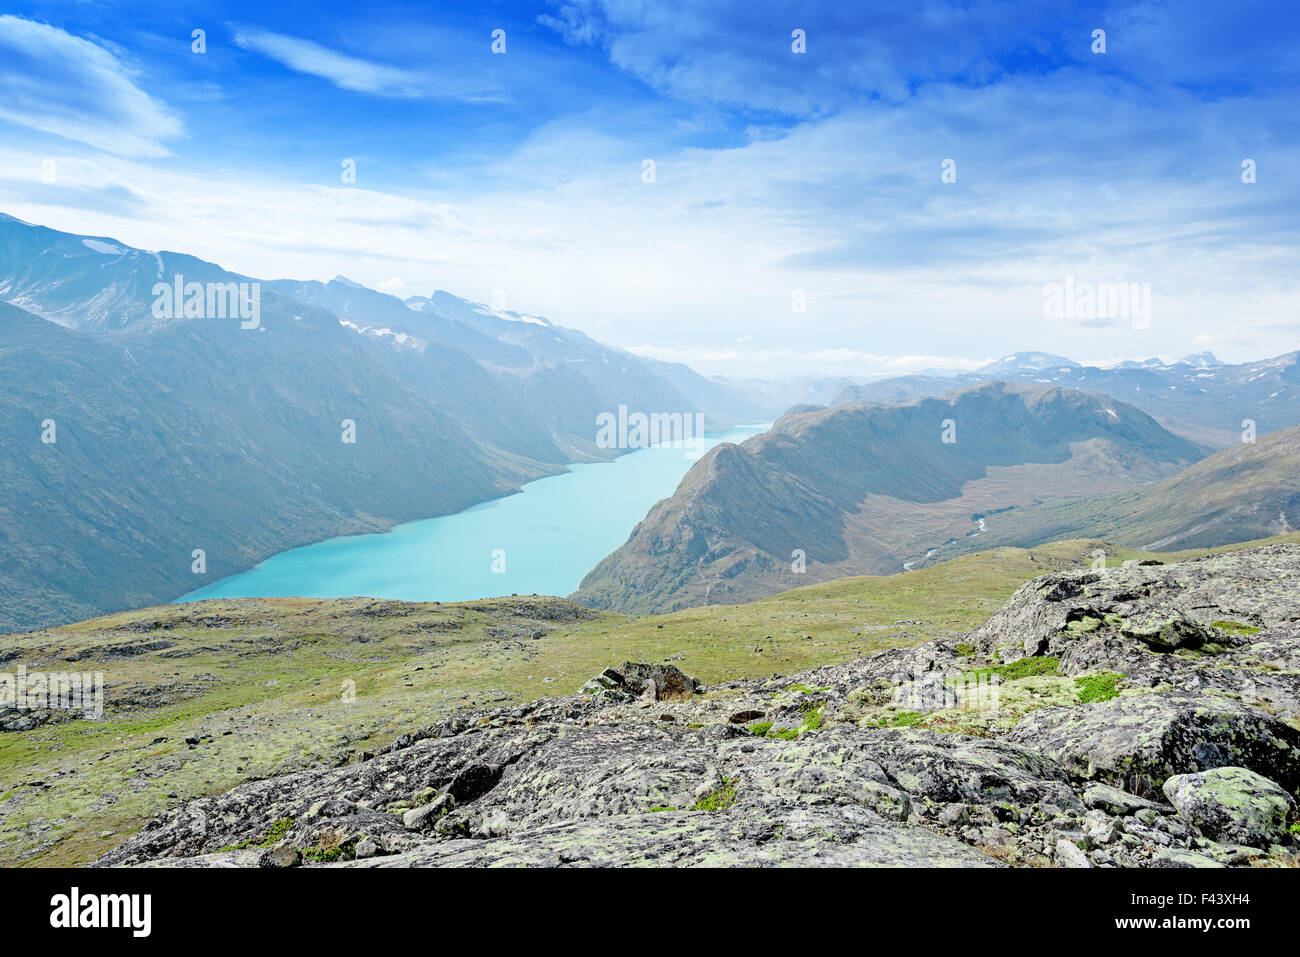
[179,424,767,603]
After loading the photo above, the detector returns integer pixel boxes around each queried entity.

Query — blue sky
[1,1,1298,375]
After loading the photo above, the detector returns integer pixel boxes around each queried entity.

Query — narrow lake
[179,423,767,603]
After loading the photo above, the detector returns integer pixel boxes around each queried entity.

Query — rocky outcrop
[579,662,700,702]
[969,543,1300,720]
[1007,693,1300,791]
[1162,767,1297,848]
[97,545,1300,869]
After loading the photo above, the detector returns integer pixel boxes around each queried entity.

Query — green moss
[1211,620,1261,635]
[891,711,925,727]
[750,705,822,740]
[648,805,677,812]
[220,815,294,851]
[1075,673,1122,704]
[953,642,976,657]
[967,657,1060,681]
[303,836,356,864]
[1064,615,1103,635]
[302,846,342,863]
[690,778,737,812]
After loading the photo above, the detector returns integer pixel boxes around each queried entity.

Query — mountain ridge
[0,214,769,632]
[572,381,1207,613]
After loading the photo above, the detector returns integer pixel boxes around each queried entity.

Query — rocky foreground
[97,545,1300,868]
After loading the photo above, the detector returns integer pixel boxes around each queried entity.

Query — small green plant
[891,711,925,727]
[786,683,831,694]
[1075,673,1122,704]
[648,805,677,812]
[691,778,737,812]
[302,846,343,863]
[303,837,356,864]
[220,816,293,851]
[953,642,976,657]
[748,720,773,736]
[1211,620,1261,635]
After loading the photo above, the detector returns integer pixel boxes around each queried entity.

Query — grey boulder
[1162,767,1297,848]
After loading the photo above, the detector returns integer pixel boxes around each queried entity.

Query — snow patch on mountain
[82,239,126,256]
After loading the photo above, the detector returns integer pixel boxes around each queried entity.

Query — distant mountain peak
[331,275,367,289]
[976,352,1080,375]
[1179,351,1223,368]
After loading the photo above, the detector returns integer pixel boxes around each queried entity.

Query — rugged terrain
[91,542,1300,868]
[574,381,1206,613]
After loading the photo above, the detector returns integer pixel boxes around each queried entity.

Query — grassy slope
[3,532,1298,866]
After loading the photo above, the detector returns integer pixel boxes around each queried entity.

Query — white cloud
[0,16,181,157]
[233,30,424,97]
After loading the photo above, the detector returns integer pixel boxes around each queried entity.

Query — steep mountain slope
[0,298,555,633]
[572,382,1207,613]
[0,214,768,632]
[918,425,1300,564]
[833,350,1300,448]
[0,215,766,462]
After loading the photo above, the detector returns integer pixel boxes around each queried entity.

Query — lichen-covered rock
[1054,838,1091,868]
[579,662,699,702]
[1008,693,1300,791]
[1082,783,1166,816]
[1162,767,1297,848]
[93,545,1300,870]
[1121,608,1211,651]
[967,544,1300,716]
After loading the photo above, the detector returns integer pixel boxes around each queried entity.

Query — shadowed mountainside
[572,381,1208,613]
[0,214,770,631]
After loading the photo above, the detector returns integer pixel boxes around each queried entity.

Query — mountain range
[5,212,1300,631]
[0,213,771,632]
[572,382,1209,612]
[833,350,1300,448]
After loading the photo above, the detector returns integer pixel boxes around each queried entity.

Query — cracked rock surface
[97,546,1300,868]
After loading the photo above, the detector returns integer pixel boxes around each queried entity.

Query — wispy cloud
[0,15,181,157]
[230,27,508,102]
[232,29,424,96]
